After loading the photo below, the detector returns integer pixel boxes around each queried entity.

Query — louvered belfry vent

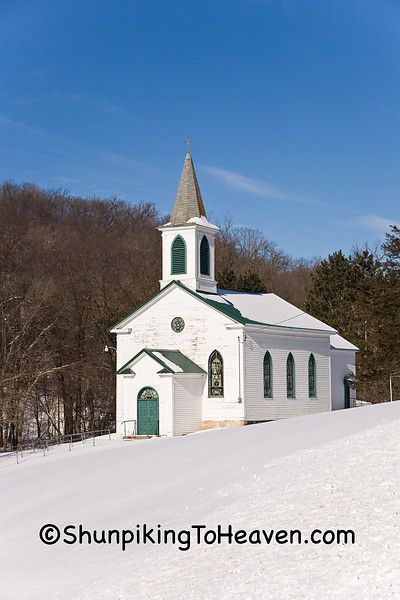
[200,235,210,276]
[171,235,186,275]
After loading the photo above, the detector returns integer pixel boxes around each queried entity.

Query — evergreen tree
[305,250,356,335]
[305,248,383,402]
[216,268,266,293]
[237,270,266,293]
[216,268,237,290]
[383,225,400,271]
[378,226,400,383]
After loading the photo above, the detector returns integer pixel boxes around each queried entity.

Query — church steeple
[158,148,219,293]
[170,153,206,225]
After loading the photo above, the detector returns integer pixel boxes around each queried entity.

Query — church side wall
[331,349,356,410]
[173,376,204,435]
[244,329,331,420]
[116,286,245,426]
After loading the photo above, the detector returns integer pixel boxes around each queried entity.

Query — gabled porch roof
[116,348,206,375]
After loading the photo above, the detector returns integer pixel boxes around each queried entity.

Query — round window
[171,317,185,333]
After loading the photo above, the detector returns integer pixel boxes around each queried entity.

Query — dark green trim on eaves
[109,280,266,332]
[156,349,206,373]
[116,348,170,375]
[108,281,176,331]
[201,295,265,326]
[116,348,206,375]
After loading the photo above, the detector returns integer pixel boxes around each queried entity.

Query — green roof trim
[116,348,206,375]
[116,348,170,375]
[108,282,177,331]
[155,349,206,373]
[201,295,265,326]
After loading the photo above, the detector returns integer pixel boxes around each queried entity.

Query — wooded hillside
[0,183,313,449]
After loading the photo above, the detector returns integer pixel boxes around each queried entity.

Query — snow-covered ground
[2,402,400,600]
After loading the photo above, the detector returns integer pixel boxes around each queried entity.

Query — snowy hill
[2,402,400,600]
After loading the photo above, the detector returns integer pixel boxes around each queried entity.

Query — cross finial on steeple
[184,136,192,154]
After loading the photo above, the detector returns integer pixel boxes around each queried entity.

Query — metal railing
[121,420,136,437]
[13,428,113,464]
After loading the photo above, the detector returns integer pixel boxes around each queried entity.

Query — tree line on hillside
[0,182,398,450]
[0,182,314,450]
[305,230,400,404]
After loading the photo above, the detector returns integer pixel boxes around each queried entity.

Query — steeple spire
[170,151,206,225]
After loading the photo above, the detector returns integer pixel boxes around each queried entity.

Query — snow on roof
[153,349,206,373]
[330,333,359,351]
[216,289,337,333]
[161,215,218,229]
[153,351,183,372]
[111,279,356,349]
[186,215,219,229]
[116,348,206,375]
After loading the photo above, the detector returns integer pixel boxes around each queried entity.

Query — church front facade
[110,152,357,437]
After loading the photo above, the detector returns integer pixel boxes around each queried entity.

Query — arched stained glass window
[200,235,210,276]
[263,352,273,398]
[171,235,186,275]
[287,353,295,398]
[138,387,158,400]
[308,354,317,397]
[208,350,224,397]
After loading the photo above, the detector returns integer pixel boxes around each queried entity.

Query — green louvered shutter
[171,235,186,275]
[200,235,210,275]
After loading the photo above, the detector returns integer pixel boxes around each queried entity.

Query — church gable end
[110,280,244,333]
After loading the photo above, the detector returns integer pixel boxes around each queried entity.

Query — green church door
[137,387,159,435]
[344,381,350,409]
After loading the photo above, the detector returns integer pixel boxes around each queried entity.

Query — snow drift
[1,402,400,600]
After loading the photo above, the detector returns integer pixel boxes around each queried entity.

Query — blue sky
[1,0,399,258]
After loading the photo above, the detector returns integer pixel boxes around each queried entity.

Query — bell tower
[158,149,219,293]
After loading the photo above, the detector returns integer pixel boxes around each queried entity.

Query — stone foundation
[202,420,247,430]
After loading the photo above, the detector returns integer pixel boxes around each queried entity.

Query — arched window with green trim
[263,351,273,398]
[208,350,223,397]
[308,353,317,398]
[287,353,295,398]
[200,235,210,276]
[171,235,186,275]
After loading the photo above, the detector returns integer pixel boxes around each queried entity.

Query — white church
[110,151,358,437]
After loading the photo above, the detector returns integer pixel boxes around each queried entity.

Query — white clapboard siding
[331,349,356,410]
[173,377,203,435]
[244,330,331,420]
[116,285,245,422]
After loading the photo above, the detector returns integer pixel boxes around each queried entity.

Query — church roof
[116,348,206,375]
[330,334,358,351]
[110,280,357,349]
[170,153,207,225]
[111,280,337,333]
[212,289,338,333]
